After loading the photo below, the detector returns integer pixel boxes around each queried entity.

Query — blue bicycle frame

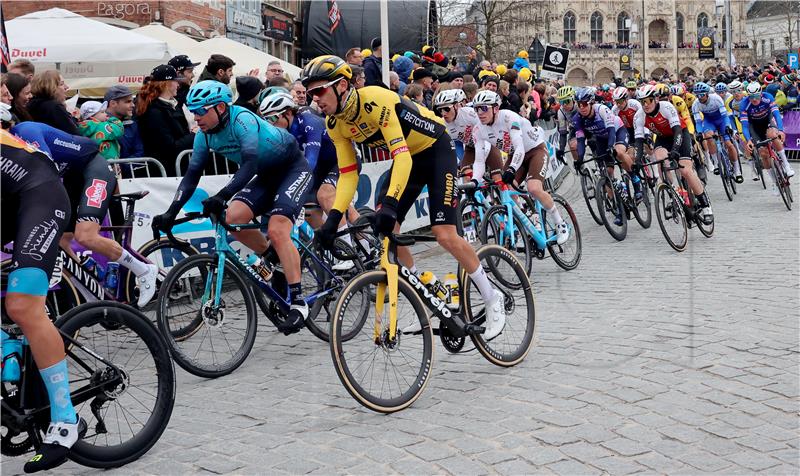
[204,215,340,313]
[494,188,566,250]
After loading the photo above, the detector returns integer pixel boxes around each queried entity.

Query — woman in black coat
[27,70,78,133]
[135,65,195,176]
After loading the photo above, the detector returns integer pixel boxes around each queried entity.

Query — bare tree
[434,0,528,61]
[783,0,800,51]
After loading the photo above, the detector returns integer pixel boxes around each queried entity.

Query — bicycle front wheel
[579,170,603,225]
[596,177,627,241]
[55,301,175,469]
[655,183,688,252]
[157,254,257,378]
[126,237,199,316]
[463,245,535,367]
[330,270,433,413]
[540,194,581,271]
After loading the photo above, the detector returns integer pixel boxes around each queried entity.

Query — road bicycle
[575,159,604,226]
[456,181,502,243]
[579,151,650,241]
[649,157,714,252]
[329,233,535,413]
[477,181,581,273]
[2,301,175,469]
[755,136,793,210]
[706,133,740,202]
[156,209,359,378]
[1,192,198,323]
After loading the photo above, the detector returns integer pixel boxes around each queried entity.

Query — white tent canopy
[199,37,301,81]
[6,8,171,90]
[132,24,212,67]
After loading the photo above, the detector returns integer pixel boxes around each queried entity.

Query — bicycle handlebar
[754,136,778,149]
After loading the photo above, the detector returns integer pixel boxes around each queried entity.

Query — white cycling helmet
[637,84,658,100]
[472,90,501,107]
[0,102,12,123]
[727,80,743,93]
[745,82,762,96]
[612,86,629,101]
[433,89,466,108]
[259,92,297,117]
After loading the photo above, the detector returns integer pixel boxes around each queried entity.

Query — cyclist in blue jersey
[692,82,742,182]
[151,81,313,334]
[9,121,158,307]
[1,105,83,473]
[572,88,642,217]
[258,92,362,270]
[740,82,794,191]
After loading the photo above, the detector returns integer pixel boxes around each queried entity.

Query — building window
[564,11,576,44]
[770,38,774,54]
[676,13,684,44]
[721,15,726,47]
[697,12,709,30]
[617,12,630,44]
[283,43,291,62]
[761,39,766,56]
[591,11,603,44]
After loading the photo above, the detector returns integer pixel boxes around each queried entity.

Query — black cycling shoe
[24,418,87,474]
[734,174,744,184]
[276,301,308,335]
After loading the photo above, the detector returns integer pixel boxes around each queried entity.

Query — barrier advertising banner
[784,110,800,151]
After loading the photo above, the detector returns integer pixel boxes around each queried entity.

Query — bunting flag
[0,5,10,73]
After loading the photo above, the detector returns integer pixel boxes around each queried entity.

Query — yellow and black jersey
[670,95,695,135]
[326,86,447,212]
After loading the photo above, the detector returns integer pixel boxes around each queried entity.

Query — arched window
[721,15,727,47]
[697,12,709,30]
[591,11,603,44]
[676,12,684,44]
[564,12,576,44]
[617,12,630,44]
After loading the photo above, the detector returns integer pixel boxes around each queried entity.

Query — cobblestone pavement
[6,169,799,475]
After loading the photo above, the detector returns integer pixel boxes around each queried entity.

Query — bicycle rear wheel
[330,270,433,413]
[463,245,535,367]
[596,177,627,241]
[156,254,257,378]
[625,174,652,229]
[720,157,734,202]
[774,166,793,211]
[480,205,532,276]
[55,301,175,469]
[655,183,688,252]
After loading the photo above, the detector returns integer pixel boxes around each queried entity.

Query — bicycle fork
[375,238,399,344]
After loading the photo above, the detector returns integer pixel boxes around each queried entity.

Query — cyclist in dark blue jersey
[1,105,83,473]
[258,92,365,270]
[740,83,794,186]
[9,121,158,307]
[152,81,312,333]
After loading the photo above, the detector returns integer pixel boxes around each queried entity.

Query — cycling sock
[118,249,149,276]
[547,205,565,225]
[468,265,496,302]
[408,265,419,276]
[337,224,353,246]
[289,282,302,302]
[40,359,77,424]
[697,192,710,208]
[777,149,788,163]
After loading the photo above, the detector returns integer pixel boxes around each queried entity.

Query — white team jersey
[445,106,479,147]
[472,109,544,156]
[611,99,646,140]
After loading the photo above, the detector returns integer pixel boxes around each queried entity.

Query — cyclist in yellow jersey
[301,55,507,338]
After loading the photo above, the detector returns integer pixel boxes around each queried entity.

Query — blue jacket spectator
[393,56,414,96]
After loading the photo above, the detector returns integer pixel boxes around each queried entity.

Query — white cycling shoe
[24,418,86,473]
[136,264,159,307]
[483,292,506,340]
[332,259,355,271]
[783,160,795,178]
[555,222,570,245]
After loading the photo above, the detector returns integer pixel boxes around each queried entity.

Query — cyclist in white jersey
[611,87,647,168]
[471,90,569,244]
[433,89,503,184]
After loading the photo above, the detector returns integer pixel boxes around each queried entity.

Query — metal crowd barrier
[175,150,239,177]
[108,157,167,178]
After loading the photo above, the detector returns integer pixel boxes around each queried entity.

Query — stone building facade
[489,0,755,84]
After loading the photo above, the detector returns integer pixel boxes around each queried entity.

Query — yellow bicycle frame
[374,237,399,343]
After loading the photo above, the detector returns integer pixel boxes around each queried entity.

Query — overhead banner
[619,50,632,71]
[540,44,569,80]
[698,27,715,59]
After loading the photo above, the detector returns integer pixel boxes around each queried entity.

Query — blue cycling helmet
[575,87,594,102]
[714,83,727,93]
[186,80,233,110]
[693,82,711,95]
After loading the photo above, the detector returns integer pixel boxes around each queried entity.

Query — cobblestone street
[6,170,799,475]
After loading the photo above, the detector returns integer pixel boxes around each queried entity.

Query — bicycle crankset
[438,326,465,353]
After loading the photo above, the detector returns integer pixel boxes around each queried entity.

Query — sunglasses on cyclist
[696,92,708,98]
[614,97,628,104]
[436,105,454,114]
[577,101,591,108]
[641,97,655,105]
[558,99,573,105]
[190,104,216,116]
[265,114,282,124]
[475,105,494,113]
[306,78,340,99]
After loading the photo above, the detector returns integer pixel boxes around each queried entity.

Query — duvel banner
[620,50,631,71]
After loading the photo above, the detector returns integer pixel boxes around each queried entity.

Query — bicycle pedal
[464,324,486,335]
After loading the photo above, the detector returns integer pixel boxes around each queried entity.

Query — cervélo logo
[85,179,108,208]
